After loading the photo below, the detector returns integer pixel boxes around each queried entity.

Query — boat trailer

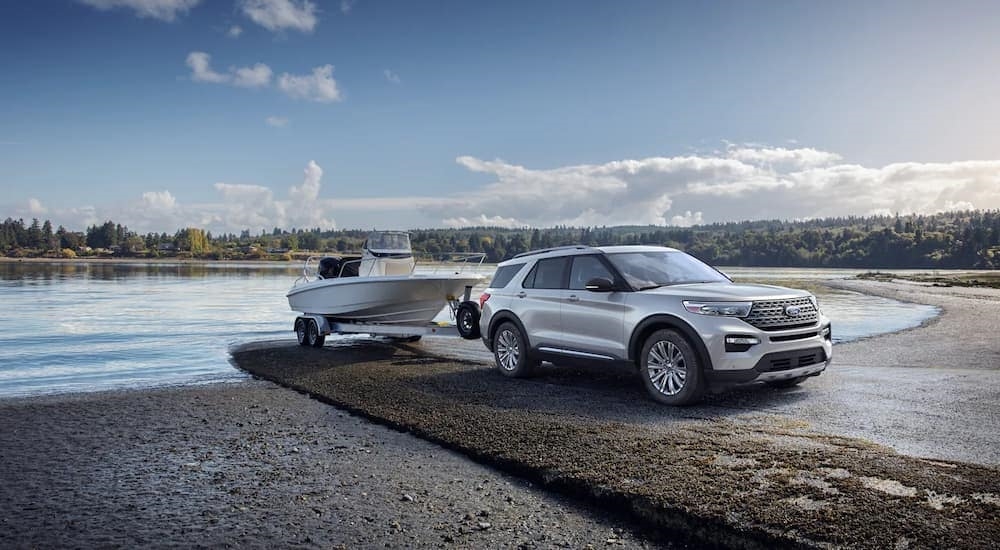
[293,285,482,347]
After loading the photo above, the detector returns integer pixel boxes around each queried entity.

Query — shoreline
[826,278,1000,370]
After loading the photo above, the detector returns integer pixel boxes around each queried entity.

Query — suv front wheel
[639,329,704,406]
[493,322,537,378]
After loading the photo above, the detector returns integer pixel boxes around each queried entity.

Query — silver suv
[478,245,832,405]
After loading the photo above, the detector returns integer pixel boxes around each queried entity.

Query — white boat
[286,231,485,325]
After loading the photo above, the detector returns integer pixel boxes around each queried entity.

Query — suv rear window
[522,257,569,289]
[489,263,524,288]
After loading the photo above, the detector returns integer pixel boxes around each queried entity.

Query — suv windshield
[606,251,729,290]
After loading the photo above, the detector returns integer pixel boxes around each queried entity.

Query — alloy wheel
[496,329,520,371]
[647,340,687,395]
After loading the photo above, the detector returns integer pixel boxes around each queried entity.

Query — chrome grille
[745,297,818,331]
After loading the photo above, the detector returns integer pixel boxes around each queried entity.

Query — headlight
[682,301,752,317]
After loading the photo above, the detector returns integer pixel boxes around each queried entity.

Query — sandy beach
[2,279,998,548]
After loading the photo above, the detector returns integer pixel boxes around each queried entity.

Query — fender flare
[628,314,714,371]
[486,310,532,351]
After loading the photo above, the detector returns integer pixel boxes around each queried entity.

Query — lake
[0,261,938,398]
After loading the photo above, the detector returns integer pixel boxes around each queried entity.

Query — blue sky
[2,0,999,233]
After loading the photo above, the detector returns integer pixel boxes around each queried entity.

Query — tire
[295,318,309,347]
[492,322,536,378]
[767,376,807,389]
[456,301,481,340]
[639,329,704,406]
[306,319,326,348]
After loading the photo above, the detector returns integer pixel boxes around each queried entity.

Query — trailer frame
[292,284,481,347]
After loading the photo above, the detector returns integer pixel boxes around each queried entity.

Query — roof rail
[513,245,595,259]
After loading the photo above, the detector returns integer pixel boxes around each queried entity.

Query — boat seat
[318,257,342,279]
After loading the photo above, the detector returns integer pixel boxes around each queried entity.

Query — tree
[41,220,55,251]
[27,218,42,248]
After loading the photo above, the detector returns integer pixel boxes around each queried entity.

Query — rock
[477,522,491,530]
[400,493,414,502]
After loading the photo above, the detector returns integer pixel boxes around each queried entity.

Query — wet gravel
[0,382,658,549]
[232,339,1000,549]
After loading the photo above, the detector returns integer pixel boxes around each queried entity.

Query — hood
[641,282,809,301]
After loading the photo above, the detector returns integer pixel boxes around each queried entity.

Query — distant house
[267,247,289,254]
[157,243,176,251]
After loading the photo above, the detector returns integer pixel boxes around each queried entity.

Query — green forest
[2,210,999,269]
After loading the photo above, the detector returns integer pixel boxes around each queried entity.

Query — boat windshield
[366,232,411,252]
[605,251,729,290]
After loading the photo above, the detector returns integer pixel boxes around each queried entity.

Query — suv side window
[569,255,615,290]
[489,263,524,288]
[522,257,569,289]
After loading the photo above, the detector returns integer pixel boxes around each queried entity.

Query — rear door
[560,254,628,359]
[513,257,569,348]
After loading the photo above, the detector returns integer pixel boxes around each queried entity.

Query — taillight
[478,292,491,308]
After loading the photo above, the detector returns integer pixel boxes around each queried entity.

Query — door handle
[516,291,527,298]
[568,295,580,302]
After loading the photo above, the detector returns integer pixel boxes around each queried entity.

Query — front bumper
[689,314,833,386]
[705,351,830,385]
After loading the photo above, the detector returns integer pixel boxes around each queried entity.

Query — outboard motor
[318,257,342,279]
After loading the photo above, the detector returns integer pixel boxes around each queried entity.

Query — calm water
[0,262,938,398]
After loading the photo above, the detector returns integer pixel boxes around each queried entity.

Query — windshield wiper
[638,284,666,290]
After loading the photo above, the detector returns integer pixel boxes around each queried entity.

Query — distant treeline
[2,210,999,268]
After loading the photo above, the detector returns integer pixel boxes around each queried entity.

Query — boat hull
[286,274,483,324]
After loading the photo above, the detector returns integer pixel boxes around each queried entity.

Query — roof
[500,244,679,265]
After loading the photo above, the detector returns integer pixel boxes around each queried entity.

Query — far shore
[0,255,299,265]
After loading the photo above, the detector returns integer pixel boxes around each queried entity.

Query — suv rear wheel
[493,322,537,378]
[639,329,704,405]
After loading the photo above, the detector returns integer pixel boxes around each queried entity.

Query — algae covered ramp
[233,342,1000,549]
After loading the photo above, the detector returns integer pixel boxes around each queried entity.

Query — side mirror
[584,277,614,292]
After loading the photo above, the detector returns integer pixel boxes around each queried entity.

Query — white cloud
[417,146,1000,227]
[669,211,703,227]
[140,190,176,210]
[726,145,841,168]
[227,25,243,38]
[186,52,272,88]
[383,69,401,84]
[239,0,317,33]
[77,0,200,21]
[265,116,289,127]
[442,215,523,229]
[232,63,273,88]
[186,52,228,84]
[28,198,48,216]
[23,145,1000,233]
[278,65,342,102]
[212,160,334,230]
[340,0,355,14]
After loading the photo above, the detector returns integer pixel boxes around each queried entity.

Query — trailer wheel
[456,301,481,340]
[295,318,309,347]
[306,319,326,348]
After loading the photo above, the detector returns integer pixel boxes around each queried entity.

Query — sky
[2,0,1000,234]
